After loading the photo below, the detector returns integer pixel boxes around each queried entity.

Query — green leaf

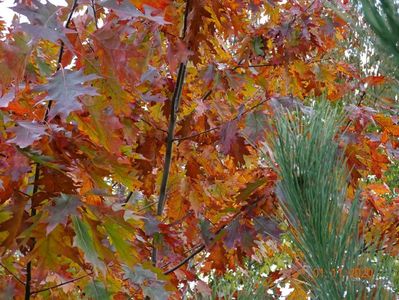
[84,280,110,300]
[253,37,264,56]
[236,178,267,202]
[123,265,169,300]
[104,219,137,266]
[47,194,80,234]
[72,216,105,270]
[0,211,12,224]
[241,111,267,143]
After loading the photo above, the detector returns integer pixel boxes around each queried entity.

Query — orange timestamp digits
[312,267,374,279]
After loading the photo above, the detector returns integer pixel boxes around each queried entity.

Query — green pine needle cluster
[270,103,395,299]
[360,0,399,69]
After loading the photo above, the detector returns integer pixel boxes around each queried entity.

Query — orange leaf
[362,76,386,86]
[367,183,390,195]
[130,0,171,10]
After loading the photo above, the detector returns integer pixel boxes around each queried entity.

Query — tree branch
[162,198,265,274]
[139,117,168,134]
[91,0,98,29]
[124,191,133,203]
[25,1,79,299]
[174,97,269,142]
[173,126,218,142]
[45,0,79,119]
[152,0,190,266]
[30,273,93,295]
[0,262,25,286]
[163,244,205,275]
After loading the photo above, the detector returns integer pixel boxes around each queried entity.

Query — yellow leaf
[287,282,308,300]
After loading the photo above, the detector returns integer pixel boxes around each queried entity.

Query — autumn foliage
[0,0,398,298]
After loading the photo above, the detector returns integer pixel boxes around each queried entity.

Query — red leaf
[219,120,238,154]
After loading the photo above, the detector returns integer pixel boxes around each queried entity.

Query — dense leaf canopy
[0,0,398,298]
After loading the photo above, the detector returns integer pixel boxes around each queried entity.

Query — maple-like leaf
[199,219,214,247]
[8,121,47,148]
[123,265,169,299]
[104,220,138,265]
[100,0,170,25]
[241,111,268,143]
[1,147,30,182]
[46,194,80,234]
[143,214,160,236]
[131,0,171,10]
[219,120,238,154]
[253,216,282,240]
[0,90,15,108]
[224,219,254,251]
[35,70,99,120]
[12,0,68,43]
[141,91,167,103]
[362,75,386,86]
[72,216,105,270]
[84,280,110,300]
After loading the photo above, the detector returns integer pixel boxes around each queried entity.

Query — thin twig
[124,191,133,203]
[174,97,269,142]
[0,262,25,286]
[162,198,265,274]
[91,0,98,29]
[45,0,79,119]
[173,127,218,142]
[25,1,79,299]
[164,245,205,275]
[30,273,93,295]
[152,0,191,266]
[139,117,168,134]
